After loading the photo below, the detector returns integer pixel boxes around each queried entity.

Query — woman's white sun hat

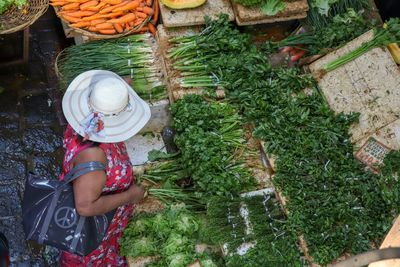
[62,70,151,143]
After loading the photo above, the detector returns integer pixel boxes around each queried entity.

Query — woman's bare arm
[72,147,144,216]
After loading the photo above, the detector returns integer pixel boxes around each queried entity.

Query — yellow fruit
[387,43,400,64]
[160,0,206,9]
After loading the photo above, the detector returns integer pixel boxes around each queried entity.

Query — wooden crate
[159,0,234,28]
[231,0,308,26]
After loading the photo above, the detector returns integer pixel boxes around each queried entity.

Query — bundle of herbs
[263,8,372,56]
[168,15,250,90]
[171,94,256,197]
[57,34,166,101]
[203,194,303,266]
[324,17,400,72]
[120,204,220,267]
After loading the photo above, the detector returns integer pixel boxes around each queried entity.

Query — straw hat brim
[62,70,151,143]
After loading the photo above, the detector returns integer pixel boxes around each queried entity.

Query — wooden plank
[369,215,400,267]
[159,0,234,28]
[231,0,308,26]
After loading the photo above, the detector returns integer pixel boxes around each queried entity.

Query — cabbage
[167,253,192,267]
[162,233,192,256]
[174,213,199,235]
[127,237,158,258]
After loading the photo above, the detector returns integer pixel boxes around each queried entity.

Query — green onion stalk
[325,18,400,72]
[148,188,204,210]
[57,34,167,101]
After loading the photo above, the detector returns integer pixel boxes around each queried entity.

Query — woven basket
[54,0,153,40]
[0,0,49,34]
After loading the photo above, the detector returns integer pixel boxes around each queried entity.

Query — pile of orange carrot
[50,0,159,35]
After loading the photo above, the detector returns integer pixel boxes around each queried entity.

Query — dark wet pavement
[0,9,69,266]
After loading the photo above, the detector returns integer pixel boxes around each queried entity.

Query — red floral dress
[59,125,134,267]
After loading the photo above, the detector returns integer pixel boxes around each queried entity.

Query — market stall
[12,0,400,265]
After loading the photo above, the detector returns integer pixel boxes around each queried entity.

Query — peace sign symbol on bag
[54,207,77,229]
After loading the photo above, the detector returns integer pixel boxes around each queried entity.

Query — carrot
[96,22,114,29]
[99,1,126,13]
[63,10,96,17]
[108,13,136,23]
[104,11,123,17]
[128,21,133,27]
[82,11,122,20]
[80,0,98,10]
[88,26,98,31]
[135,11,147,19]
[90,18,106,25]
[112,0,139,12]
[133,18,144,26]
[62,0,89,3]
[62,2,80,10]
[98,29,116,34]
[50,2,68,6]
[114,23,124,33]
[62,14,81,23]
[70,21,91,27]
[148,22,156,36]
[146,0,152,6]
[133,25,148,33]
[150,0,158,25]
[85,1,106,11]
[141,6,153,15]
[100,0,122,4]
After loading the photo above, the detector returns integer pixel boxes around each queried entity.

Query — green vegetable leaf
[148,150,180,162]
[261,0,286,16]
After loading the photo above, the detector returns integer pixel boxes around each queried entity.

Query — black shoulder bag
[22,161,116,256]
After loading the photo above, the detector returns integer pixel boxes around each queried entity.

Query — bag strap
[63,161,106,185]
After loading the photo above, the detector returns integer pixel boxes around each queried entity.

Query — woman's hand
[126,184,146,204]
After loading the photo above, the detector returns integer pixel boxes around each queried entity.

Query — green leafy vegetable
[234,0,286,16]
[0,0,27,14]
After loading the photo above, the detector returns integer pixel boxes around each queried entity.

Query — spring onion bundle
[203,194,303,266]
[168,15,249,90]
[325,18,400,72]
[57,34,166,101]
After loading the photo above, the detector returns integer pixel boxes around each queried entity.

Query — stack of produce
[120,204,220,267]
[50,0,159,35]
[161,15,400,265]
[0,0,26,14]
[137,94,256,201]
[204,193,303,266]
[57,34,166,101]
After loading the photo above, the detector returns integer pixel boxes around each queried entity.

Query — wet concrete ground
[0,9,69,266]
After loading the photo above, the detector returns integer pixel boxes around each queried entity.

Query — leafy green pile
[234,0,288,16]
[307,0,370,29]
[167,15,400,265]
[171,95,256,197]
[57,34,166,101]
[121,204,219,267]
[204,194,303,266]
[264,8,372,56]
[0,0,26,14]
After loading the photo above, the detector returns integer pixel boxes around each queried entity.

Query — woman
[60,70,151,266]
